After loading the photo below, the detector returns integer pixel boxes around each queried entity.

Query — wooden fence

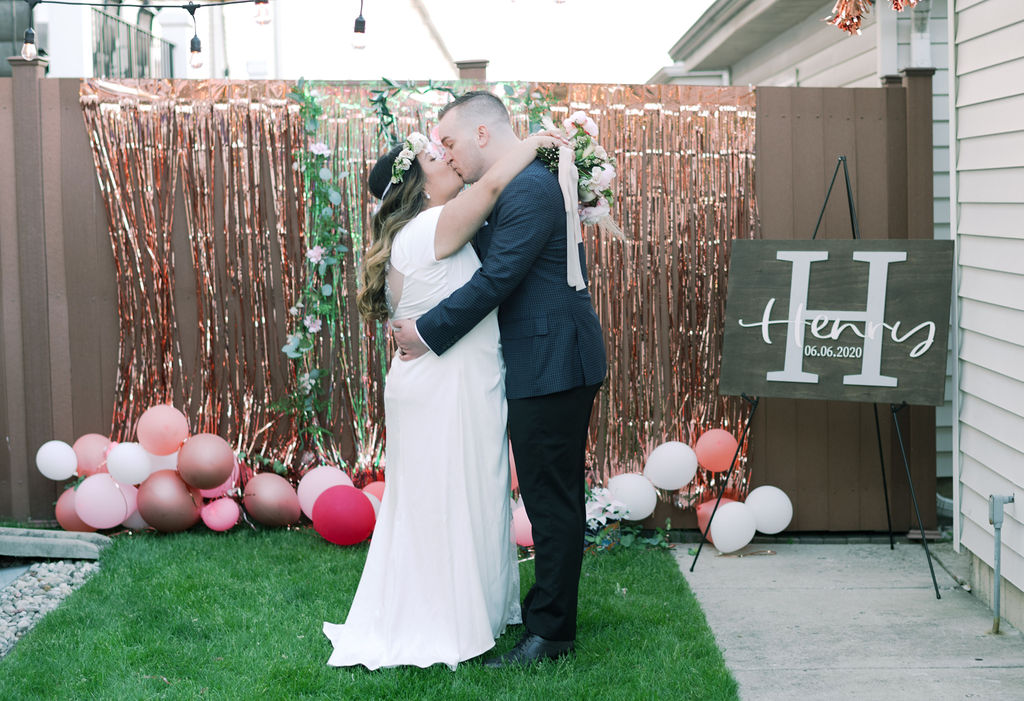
[0,63,936,529]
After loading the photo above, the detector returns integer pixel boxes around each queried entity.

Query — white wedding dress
[323,205,520,670]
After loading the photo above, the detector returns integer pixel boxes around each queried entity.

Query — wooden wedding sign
[720,240,954,406]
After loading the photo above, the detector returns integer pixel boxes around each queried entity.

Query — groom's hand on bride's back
[390,319,429,361]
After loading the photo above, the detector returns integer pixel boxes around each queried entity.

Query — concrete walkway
[677,541,1024,701]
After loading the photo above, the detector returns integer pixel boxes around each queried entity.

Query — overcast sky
[216,0,714,84]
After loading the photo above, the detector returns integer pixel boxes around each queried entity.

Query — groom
[390,91,606,667]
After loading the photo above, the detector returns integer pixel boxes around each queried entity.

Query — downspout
[989,495,1015,634]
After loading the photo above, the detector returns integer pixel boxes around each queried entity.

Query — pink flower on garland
[309,142,330,156]
[306,245,325,263]
[304,315,322,333]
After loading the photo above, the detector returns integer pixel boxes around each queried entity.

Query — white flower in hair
[390,131,431,185]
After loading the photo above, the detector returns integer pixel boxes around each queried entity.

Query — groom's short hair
[439,91,510,127]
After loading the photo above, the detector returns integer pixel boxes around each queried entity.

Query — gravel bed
[0,558,99,658]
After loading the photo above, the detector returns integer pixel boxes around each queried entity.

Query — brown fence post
[2,56,59,522]
[903,68,936,241]
[902,66,938,529]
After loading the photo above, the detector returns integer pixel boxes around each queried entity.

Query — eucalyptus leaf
[321,284,333,297]
[328,189,342,205]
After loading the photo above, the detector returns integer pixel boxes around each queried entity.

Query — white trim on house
[950,0,1024,612]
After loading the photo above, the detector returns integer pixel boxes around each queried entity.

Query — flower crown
[390,132,430,184]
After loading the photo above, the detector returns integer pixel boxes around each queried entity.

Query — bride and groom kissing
[322,91,607,670]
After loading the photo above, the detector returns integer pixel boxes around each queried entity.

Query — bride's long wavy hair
[357,152,428,322]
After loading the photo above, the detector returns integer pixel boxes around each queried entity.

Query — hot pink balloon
[513,506,533,547]
[695,429,740,473]
[297,466,353,519]
[199,457,240,499]
[312,485,375,546]
[73,434,111,477]
[74,474,129,529]
[201,498,240,532]
[136,405,189,456]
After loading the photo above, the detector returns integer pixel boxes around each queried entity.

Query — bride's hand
[525,130,568,152]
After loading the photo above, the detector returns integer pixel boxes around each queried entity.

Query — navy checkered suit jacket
[416,159,607,400]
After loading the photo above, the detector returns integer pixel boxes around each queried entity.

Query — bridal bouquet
[536,111,621,229]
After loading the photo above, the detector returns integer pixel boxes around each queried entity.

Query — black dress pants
[507,382,601,642]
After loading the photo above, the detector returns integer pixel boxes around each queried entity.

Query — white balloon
[122,509,149,530]
[643,441,698,490]
[146,450,179,473]
[35,440,78,481]
[709,501,756,554]
[745,486,793,534]
[365,492,381,517]
[106,442,152,485]
[607,473,658,521]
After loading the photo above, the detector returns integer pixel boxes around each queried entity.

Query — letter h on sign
[766,251,907,388]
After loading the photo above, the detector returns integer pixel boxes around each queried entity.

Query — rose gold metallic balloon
[137,469,202,533]
[177,433,235,490]
[243,472,300,527]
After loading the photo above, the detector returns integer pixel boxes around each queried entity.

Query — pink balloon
[199,457,240,499]
[117,481,138,516]
[362,480,386,502]
[136,405,190,456]
[73,434,111,477]
[312,485,375,546]
[201,498,240,532]
[509,441,519,492]
[695,429,740,473]
[696,497,736,546]
[512,506,533,547]
[297,466,353,519]
[74,474,129,529]
[55,488,96,533]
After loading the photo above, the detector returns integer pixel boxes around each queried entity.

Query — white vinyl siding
[953,0,1024,593]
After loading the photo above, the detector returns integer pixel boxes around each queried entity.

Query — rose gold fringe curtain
[79,80,758,501]
[80,80,304,464]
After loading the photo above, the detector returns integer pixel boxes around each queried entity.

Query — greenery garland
[261,78,350,474]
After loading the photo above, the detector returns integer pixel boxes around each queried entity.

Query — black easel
[689,394,759,572]
[812,155,940,599]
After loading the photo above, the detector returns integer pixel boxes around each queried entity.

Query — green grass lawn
[0,528,737,700]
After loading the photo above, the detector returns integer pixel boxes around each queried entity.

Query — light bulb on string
[20,27,38,61]
[189,34,203,70]
[352,0,366,49]
[254,0,271,25]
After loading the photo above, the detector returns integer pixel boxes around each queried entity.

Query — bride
[322,129,564,669]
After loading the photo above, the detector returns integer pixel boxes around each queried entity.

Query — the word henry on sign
[720,240,954,405]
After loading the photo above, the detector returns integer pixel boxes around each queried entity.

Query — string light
[352,0,366,49]
[189,34,203,69]
[185,1,203,69]
[254,0,271,25]
[21,27,38,60]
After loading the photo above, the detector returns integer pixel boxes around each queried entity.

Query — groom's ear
[475,124,490,147]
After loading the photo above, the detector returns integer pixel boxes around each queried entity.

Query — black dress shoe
[483,632,574,668]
